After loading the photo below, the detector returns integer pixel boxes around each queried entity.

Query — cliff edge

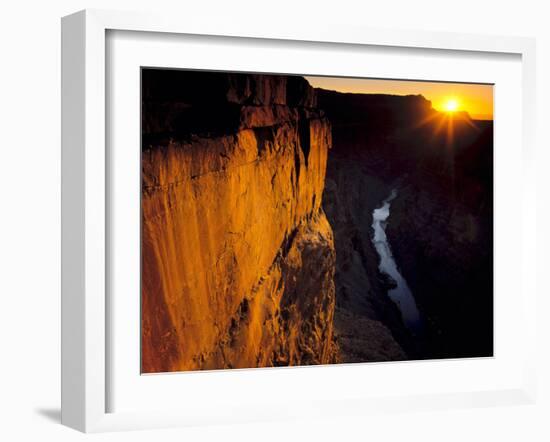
[141,71,337,372]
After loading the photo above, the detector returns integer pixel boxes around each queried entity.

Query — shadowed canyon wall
[141,71,337,373]
[318,89,493,360]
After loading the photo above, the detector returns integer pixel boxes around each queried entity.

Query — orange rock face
[141,72,337,372]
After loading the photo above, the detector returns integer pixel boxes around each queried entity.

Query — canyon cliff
[141,71,337,373]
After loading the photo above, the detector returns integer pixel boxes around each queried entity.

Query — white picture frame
[61,9,537,433]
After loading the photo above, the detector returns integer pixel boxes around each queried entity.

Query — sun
[444,98,459,112]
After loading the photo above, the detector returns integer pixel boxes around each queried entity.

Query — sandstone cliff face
[141,71,336,373]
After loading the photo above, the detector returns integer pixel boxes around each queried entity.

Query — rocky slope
[141,71,337,373]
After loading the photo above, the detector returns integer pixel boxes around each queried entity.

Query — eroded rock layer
[141,71,337,373]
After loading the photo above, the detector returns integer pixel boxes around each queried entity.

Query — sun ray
[412,112,440,130]
[432,114,448,140]
[455,112,480,131]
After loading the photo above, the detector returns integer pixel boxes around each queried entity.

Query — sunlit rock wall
[141,72,337,372]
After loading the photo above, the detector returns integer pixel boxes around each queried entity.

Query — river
[371,189,423,332]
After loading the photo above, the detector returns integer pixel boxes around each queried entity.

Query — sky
[305,76,494,120]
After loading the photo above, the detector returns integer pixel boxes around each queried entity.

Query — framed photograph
[61,9,537,432]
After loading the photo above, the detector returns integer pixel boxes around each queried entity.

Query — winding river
[371,189,422,332]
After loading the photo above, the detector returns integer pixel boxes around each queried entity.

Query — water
[371,189,422,332]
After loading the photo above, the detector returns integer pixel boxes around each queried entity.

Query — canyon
[318,89,493,360]
[141,71,494,372]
